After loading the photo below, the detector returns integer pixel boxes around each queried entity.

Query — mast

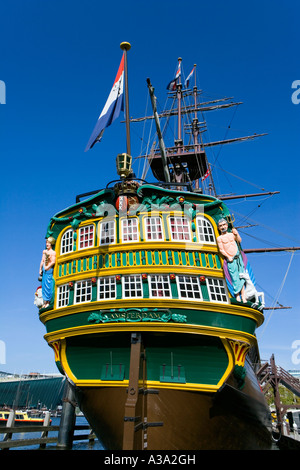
[147,78,170,182]
[120,42,131,156]
[176,57,183,148]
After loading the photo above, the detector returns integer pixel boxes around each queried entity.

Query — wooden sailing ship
[36,43,289,450]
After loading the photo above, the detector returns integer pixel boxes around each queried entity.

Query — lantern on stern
[116,153,132,179]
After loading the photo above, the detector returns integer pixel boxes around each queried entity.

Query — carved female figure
[39,237,56,308]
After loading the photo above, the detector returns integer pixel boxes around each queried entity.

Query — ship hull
[73,363,272,450]
[39,183,272,450]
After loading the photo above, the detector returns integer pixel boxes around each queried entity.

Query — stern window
[196,217,216,244]
[206,278,228,303]
[122,275,143,298]
[99,220,115,245]
[74,280,92,303]
[169,217,191,241]
[121,218,139,242]
[98,276,117,300]
[176,275,202,300]
[144,217,164,241]
[60,229,73,254]
[148,274,172,298]
[57,284,70,308]
[78,225,95,250]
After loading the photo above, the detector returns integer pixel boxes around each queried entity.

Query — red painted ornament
[116,195,128,212]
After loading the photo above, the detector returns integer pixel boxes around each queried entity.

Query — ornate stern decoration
[229,340,250,389]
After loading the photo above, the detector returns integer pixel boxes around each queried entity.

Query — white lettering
[291,339,300,365]
[0,340,6,364]
[291,80,300,104]
[104,454,139,467]
[0,80,5,104]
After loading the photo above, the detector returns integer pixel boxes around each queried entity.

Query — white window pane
[148,275,171,298]
[98,277,117,300]
[207,278,228,303]
[122,218,139,242]
[176,275,202,300]
[122,275,143,298]
[74,280,92,303]
[57,284,69,308]
[169,217,191,241]
[196,217,216,244]
[61,229,73,254]
[144,217,164,241]
[100,220,115,245]
[79,225,95,249]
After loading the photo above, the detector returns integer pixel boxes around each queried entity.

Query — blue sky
[0,0,299,374]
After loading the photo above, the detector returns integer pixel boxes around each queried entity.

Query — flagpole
[120,42,131,156]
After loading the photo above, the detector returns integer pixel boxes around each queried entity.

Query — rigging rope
[211,163,267,192]
[258,251,295,338]
[232,209,300,244]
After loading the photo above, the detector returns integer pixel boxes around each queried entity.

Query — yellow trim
[60,339,74,380]
[44,321,258,347]
[58,241,220,261]
[55,212,221,265]
[54,267,223,287]
[40,298,264,326]
[58,332,236,393]
[61,379,220,393]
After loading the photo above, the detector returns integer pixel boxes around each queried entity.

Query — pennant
[85,54,125,151]
[166,61,181,91]
[201,168,211,181]
[184,66,195,88]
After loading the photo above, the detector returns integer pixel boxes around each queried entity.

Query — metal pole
[120,42,131,156]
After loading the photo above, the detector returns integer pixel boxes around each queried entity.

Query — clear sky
[0,0,299,375]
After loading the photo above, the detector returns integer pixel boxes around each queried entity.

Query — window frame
[148,274,172,299]
[121,217,139,243]
[175,275,203,301]
[99,219,116,246]
[78,224,95,250]
[74,279,93,304]
[169,216,191,242]
[60,228,74,255]
[98,276,117,301]
[196,216,216,245]
[206,277,228,303]
[122,274,143,299]
[144,216,164,241]
[56,284,70,308]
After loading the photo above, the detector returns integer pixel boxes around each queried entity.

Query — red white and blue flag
[201,168,211,181]
[166,62,181,91]
[184,66,195,88]
[85,54,125,151]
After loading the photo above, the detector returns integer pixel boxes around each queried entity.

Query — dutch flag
[166,62,181,91]
[184,66,195,88]
[85,54,125,151]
